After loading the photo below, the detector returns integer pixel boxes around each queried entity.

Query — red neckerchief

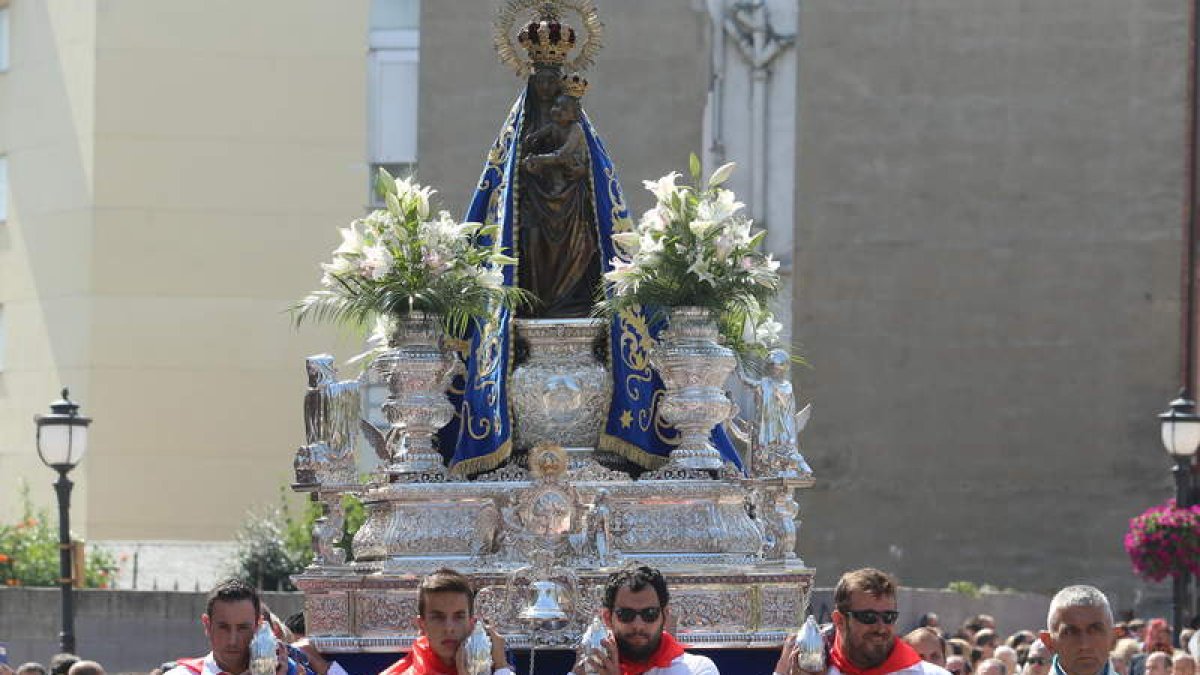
[175,658,208,675]
[380,637,458,675]
[619,631,687,675]
[829,636,922,675]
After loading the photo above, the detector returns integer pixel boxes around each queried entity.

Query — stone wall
[0,589,303,674]
[793,0,1186,609]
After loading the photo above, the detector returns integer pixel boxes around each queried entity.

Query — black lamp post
[1158,393,1199,646]
[34,388,92,655]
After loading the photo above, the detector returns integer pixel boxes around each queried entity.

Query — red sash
[176,658,209,675]
[830,638,922,675]
[619,632,687,675]
[380,637,458,675]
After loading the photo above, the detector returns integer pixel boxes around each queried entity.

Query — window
[0,155,8,221]
[368,0,419,204]
[0,7,9,72]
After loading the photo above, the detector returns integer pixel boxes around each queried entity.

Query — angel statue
[734,348,813,478]
[294,355,360,487]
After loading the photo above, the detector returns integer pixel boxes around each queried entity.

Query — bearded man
[776,568,949,675]
[575,565,719,675]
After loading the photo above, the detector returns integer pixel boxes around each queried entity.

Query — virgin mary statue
[437,5,742,476]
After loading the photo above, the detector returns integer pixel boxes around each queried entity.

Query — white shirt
[828,661,951,675]
[570,652,720,675]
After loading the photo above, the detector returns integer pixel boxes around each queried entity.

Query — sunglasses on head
[613,607,662,623]
[844,609,900,625]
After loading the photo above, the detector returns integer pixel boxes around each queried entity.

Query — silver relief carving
[760,583,806,630]
[511,319,612,452]
[306,592,351,636]
[356,591,418,635]
[670,587,754,631]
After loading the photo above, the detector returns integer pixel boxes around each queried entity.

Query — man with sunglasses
[575,565,719,675]
[1020,640,1051,675]
[775,568,947,675]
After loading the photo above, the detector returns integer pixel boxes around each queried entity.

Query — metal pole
[54,466,76,654]
[1173,457,1193,647]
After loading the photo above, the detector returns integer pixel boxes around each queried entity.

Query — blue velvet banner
[439,91,742,474]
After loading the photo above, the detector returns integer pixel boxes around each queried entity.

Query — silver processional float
[288,0,817,663]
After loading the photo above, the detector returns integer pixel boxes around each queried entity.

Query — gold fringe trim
[598,433,667,470]
[449,438,513,477]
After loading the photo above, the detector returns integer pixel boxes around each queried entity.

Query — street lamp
[34,388,92,655]
[1158,391,1199,646]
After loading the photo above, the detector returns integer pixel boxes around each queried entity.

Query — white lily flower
[754,317,783,345]
[689,219,718,237]
[687,258,715,285]
[643,171,682,203]
[362,244,394,280]
[334,223,365,255]
[322,255,355,277]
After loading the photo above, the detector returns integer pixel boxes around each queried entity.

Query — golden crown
[561,73,589,98]
[518,19,577,66]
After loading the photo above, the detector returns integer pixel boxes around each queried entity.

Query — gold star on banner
[619,409,633,429]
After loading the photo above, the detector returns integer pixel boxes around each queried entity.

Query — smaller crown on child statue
[561,72,589,98]
[518,18,577,65]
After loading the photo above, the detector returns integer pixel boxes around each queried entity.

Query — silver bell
[520,580,568,629]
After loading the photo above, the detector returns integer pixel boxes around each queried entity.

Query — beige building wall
[0,0,370,540]
[0,0,100,530]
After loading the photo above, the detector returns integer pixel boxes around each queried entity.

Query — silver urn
[794,615,826,672]
[511,319,610,451]
[649,307,737,470]
[577,616,611,675]
[461,620,493,675]
[248,623,278,675]
[372,312,455,475]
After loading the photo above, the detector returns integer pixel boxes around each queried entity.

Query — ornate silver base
[298,465,815,650]
[511,319,611,453]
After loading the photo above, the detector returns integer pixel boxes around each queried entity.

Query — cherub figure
[736,348,813,478]
[522,94,589,190]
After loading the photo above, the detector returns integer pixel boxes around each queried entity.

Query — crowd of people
[2,567,1198,675]
[895,606,1198,675]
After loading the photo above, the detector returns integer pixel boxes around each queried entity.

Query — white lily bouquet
[294,169,525,338]
[600,155,783,354]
